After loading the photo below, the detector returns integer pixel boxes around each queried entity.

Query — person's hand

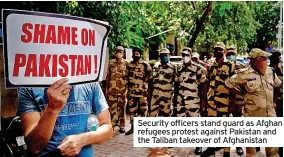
[105,90,109,97]
[200,100,206,111]
[273,102,277,109]
[46,78,72,112]
[57,135,84,157]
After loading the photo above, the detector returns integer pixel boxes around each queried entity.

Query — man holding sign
[2,9,113,157]
[18,79,113,157]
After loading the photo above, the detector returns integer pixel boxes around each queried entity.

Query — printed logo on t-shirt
[59,101,92,116]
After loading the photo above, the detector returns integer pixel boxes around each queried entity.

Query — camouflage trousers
[108,95,126,129]
[150,96,172,117]
[233,94,245,117]
[207,103,231,153]
[176,98,200,117]
[244,105,279,157]
[246,147,279,157]
[128,97,148,124]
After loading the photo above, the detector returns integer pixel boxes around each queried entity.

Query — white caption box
[134,117,284,147]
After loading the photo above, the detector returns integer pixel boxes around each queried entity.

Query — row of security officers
[105,43,283,157]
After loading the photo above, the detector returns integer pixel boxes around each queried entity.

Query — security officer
[225,46,244,156]
[192,52,208,69]
[105,46,128,133]
[150,48,176,117]
[269,48,283,117]
[201,42,234,157]
[125,47,152,135]
[225,48,282,157]
[176,47,206,155]
[269,48,283,157]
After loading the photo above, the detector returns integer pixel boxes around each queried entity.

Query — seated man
[17,78,113,157]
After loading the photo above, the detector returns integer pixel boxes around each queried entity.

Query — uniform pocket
[266,79,274,90]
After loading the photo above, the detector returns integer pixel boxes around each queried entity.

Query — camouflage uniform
[203,42,235,156]
[127,59,152,124]
[106,59,128,129]
[150,61,176,117]
[176,62,206,117]
[227,46,248,117]
[231,62,247,117]
[225,49,282,157]
[207,58,235,117]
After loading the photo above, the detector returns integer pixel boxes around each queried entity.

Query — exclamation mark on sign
[94,55,97,74]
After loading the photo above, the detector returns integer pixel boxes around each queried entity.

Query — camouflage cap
[160,48,170,54]
[181,47,192,55]
[271,48,282,55]
[226,45,237,54]
[249,48,271,59]
[116,46,124,51]
[192,52,200,58]
[214,42,226,50]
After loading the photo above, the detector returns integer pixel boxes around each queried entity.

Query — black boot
[119,127,125,133]
[223,152,230,157]
[236,147,244,156]
[195,147,202,155]
[201,147,215,157]
[125,124,133,136]
[279,147,283,157]
[256,147,260,152]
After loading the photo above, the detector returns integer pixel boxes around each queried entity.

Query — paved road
[94,116,267,157]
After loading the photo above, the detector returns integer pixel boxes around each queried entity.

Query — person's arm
[200,66,209,112]
[198,67,207,113]
[57,110,112,157]
[19,78,72,154]
[145,63,152,99]
[273,73,282,105]
[224,73,245,95]
[79,110,112,145]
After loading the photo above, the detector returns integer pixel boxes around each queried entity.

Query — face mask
[116,53,123,59]
[161,56,169,63]
[214,52,224,59]
[226,55,236,62]
[133,56,140,62]
[252,58,267,74]
[183,56,191,64]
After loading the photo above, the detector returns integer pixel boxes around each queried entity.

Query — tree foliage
[0,1,280,56]
[194,1,280,54]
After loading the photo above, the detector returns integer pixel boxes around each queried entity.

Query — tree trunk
[188,1,212,48]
